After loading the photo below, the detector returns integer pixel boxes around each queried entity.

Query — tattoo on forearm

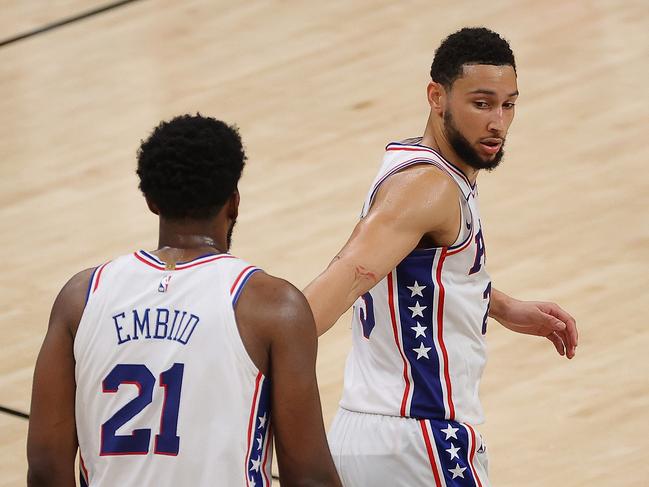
[354,265,377,284]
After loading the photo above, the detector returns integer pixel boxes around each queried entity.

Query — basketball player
[304,28,579,486]
[27,115,342,487]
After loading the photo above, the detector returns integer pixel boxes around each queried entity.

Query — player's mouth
[478,138,503,156]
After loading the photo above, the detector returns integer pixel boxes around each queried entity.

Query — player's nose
[487,109,506,135]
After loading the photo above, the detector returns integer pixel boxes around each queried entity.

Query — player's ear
[145,196,160,215]
[227,189,239,222]
[427,81,446,116]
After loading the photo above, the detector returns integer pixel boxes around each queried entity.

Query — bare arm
[489,287,578,359]
[27,269,93,487]
[304,165,460,336]
[236,273,341,487]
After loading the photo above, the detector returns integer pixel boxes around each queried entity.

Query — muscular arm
[235,273,341,487]
[489,287,578,359]
[27,269,93,487]
[304,165,460,336]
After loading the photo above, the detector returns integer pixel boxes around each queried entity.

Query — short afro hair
[430,27,516,88]
[136,114,246,220]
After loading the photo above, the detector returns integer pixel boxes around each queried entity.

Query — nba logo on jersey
[158,275,172,293]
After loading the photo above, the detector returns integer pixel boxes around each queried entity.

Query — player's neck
[421,122,479,185]
[155,217,229,263]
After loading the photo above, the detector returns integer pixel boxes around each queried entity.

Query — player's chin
[477,156,501,171]
[479,149,504,171]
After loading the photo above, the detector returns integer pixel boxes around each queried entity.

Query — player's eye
[473,101,489,109]
[503,102,516,109]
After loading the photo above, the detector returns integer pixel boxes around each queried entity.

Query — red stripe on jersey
[134,251,234,271]
[446,226,475,256]
[387,272,411,416]
[419,420,443,487]
[245,373,263,487]
[434,248,455,420]
[465,423,484,487]
[231,265,256,294]
[134,252,165,270]
[79,453,89,483]
[92,262,110,292]
[175,254,234,270]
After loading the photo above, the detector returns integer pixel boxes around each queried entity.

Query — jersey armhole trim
[231,267,262,306]
[365,156,468,219]
[85,262,110,305]
[385,141,476,191]
[366,157,449,212]
[84,267,99,306]
[447,199,474,253]
[79,452,90,486]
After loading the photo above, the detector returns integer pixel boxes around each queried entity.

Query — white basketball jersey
[74,251,273,486]
[340,138,491,425]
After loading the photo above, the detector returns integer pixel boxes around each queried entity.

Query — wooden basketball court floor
[1,1,647,485]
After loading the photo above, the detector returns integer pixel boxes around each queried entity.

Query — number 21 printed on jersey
[100,363,184,456]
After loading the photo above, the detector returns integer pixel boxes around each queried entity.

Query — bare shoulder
[50,267,96,334]
[373,163,459,210]
[369,163,460,227]
[58,268,95,305]
[62,267,95,297]
[234,271,316,371]
[238,271,313,326]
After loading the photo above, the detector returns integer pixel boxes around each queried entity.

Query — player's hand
[495,299,578,359]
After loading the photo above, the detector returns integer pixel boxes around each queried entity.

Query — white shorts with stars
[328,408,490,487]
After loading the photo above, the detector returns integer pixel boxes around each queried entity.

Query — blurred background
[1,1,648,485]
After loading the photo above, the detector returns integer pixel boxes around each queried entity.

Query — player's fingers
[546,332,565,356]
[544,303,578,346]
[566,345,576,359]
[540,310,566,335]
[553,328,577,359]
[565,316,578,349]
[558,329,577,359]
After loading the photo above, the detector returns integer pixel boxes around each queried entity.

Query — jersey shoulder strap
[362,138,476,217]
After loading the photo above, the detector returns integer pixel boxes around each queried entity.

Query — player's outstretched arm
[304,165,460,336]
[236,273,342,487]
[489,287,578,359]
[27,269,93,487]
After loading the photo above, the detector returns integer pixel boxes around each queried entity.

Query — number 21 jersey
[74,251,272,486]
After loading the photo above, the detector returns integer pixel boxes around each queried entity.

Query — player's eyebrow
[468,89,519,97]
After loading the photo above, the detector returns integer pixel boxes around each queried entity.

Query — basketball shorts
[328,408,490,487]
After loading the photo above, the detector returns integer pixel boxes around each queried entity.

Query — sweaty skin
[235,271,342,487]
[304,164,459,335]
[304,64,577,358]
[27,193,342,487]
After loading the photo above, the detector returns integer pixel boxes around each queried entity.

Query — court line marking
[0,0,144,48]
[0,404,281,479]
[0,404,29,420]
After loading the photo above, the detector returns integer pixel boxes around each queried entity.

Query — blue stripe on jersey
[139,250,164,265]
[429,419,478,486]
[79,468,89,487]
[84,266,99,306]
[232,268,261,306]
[395,250,446,418]
[247,377,272,486]
[176,252,221,265]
